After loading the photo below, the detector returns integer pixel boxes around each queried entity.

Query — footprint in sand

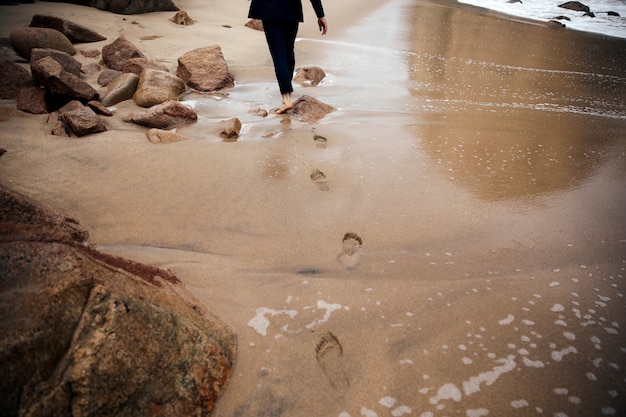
[337,232,362,271]
[315,330,350,394]
[310,168,329,191]
[313,134,327,148]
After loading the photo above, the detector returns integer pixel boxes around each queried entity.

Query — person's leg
[263,20,299,113]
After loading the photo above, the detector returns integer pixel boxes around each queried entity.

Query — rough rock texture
[31,48,82,77]
[123,99,197,129]
[30,14,107,43]
[16,86,49,114]
[245,19,263,31]
[146,128,187,144]
[102,36,146,71]
[133,69,186,107]
[97,68,122,86]
[31,56,99,102]
[0,185,236,417]
[170,10,195,25]
[87,100,113,116]
[9,27,76,59]
[35,0,179,14]
[0,58,34,99]
[47,111,70,136]
[100,72,139,106]
[291,95,335,123]
[60,104,107,136]
[176,45,234,92]
[122,57,169,75]
[219,118,241,141]
[294,66,326,86]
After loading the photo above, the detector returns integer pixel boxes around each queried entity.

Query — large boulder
[0,186,236,417]
[102,36,146,71]
[16,86,49,114]
[123,99,197,129]
[0,58,34,99]
[291,95,335,123]
[32,0,179,14]
[30,14,107,43]
[100,72,139,106]
[9,27,76,59]
[176,45,234,92]
[31,56,99,102]
[133,69,186,107]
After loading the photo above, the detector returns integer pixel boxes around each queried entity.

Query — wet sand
[1,0,625,416]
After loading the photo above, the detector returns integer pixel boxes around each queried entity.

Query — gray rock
[100,72,139,106]
[97,68,123,86]
[176,45,234,92]
[9,27,76,59]
[133,69,186,107]
[123,100,197,129]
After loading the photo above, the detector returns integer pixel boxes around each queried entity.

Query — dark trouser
[262,20,299,95]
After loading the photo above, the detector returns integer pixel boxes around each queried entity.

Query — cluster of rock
[2,12,334,142]
[505,1,622,28]
[9,0,181,15]
[0,185,237,417]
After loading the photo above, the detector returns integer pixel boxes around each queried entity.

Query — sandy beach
[1,0,625,416]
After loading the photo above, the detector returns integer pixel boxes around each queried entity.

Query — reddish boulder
[30,14,107,43]
[30,48,82,77]
[122,57,169,76]
[294,66,326,86]
[0,58,34,99]
[123,100,198,129]
[102,36,145,71]
[9,27,76,59]
[292,95,335,123]
[31,56,99,102]
[60,104,107,136]
[16,86,48,114]
[176,45,234,92]
[133,69,186,107]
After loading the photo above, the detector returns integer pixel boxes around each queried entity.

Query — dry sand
[1,0,625,416]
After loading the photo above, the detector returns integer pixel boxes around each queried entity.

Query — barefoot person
[249,0,328,114]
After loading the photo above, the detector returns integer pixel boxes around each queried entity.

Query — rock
[100,72,139,106]
[9,27,76,59]
[93,0,179,14]
[176,45,234,92]
[30,14,107,43]
[97,68,122,86]
[245,19,263,31]
[146,128,187,144]
[81,62,101,75]
[291,95,335,123]
[102,36,146,71]
[31,56,99,102]
[219,118,242,141]
[87,100,113,116]
[30,48,82,76]
[606,11,620,16]
[170,10,195,25]
[558,1,590,13]
[16,86,48,114]
[133,69,186,107]
[80,49,101,58]
[47,111,70,136]
[0,186,236,417]
[60,104,107,136]
[249,107,268,118]
[124,100,198,129]
[294,66,326,86]
[60,102,106,135]
[548,20,567,28]
[0,58,34,99]
[0,46,28,63]
[122,57,169,76]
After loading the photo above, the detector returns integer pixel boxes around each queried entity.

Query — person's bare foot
[275,93,293,114]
